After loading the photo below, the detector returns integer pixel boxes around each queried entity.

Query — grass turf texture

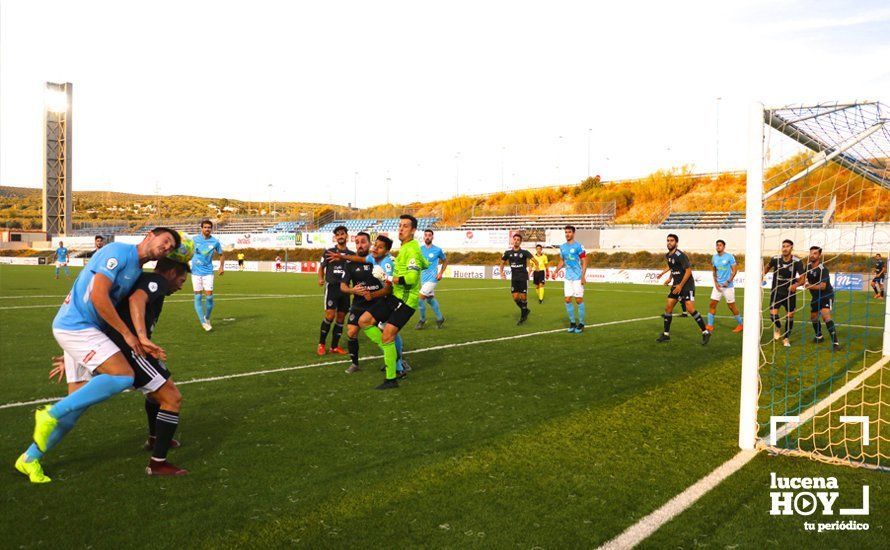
[0,265,886,548]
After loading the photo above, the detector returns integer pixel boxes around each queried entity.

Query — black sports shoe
[415,320,425,330]
[567,323,577,333]
[518,309,530,325]
[375,379,399,390]
[575,323,584,334]
[702,331,711,345]
[396,370,408,380]
[538,299,543,304]
[813,336,825,344]
[832,342,841,352]
[680,312,689,317]
[656,334,671,343]
[436,317,446,329]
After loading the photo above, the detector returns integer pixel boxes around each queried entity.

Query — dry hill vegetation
[2,154,887,230]
[362,156,889,226]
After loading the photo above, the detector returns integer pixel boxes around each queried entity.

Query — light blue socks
[205,294,215,320]
[194,294,206,321]
[49,374,134,419]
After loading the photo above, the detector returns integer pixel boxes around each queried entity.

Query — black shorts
[533,271,546,285]
[770,288,796,312]
[511,279,528,294]
[347,303,371,326]
[668,284,695,302]
[367,295,416,330]
[874,276,885,284]
[237,259,244,266]
[324,282,351,312]
[125,348,171,394]
[810,294,834,312]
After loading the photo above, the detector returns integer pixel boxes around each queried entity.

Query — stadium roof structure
[764,101,890,200]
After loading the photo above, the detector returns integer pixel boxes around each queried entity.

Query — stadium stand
[658,209,828,229]
[267,220,307,233]
[318,217,438,233]
[457,213,614,231]
[71,224,128,236]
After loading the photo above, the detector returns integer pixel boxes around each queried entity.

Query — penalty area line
[0,314,658,410]
[598,449,759,550]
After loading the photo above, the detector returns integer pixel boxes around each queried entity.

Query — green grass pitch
[0,265,886,548]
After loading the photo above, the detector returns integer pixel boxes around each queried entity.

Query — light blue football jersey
[367,253,395,281]
[712,252,736,287]
[53,242,142,331]
[559,242,586,281]
[191,234,222,276]
[56,247,68,262]
[420,244,446,284]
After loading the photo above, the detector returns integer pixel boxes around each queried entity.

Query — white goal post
[738,101,890,471]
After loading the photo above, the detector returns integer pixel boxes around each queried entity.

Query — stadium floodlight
[740,101,890,471]
[43,82,73,237]
[45,87,69,113]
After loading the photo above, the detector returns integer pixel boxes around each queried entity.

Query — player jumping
[192,219,224,331]
[14,228,179,483]
[872,253,886,299]
[800,246,840,350]
[657,234,710,344]
[708,239,743,333]
[500,233,533,324]
[416,229,447,329]
[552,225,587,333]
[358,215,428,389]
[762,239,805,347]
[531,244,549,304]
[54,241,70,279]
[317,225,353,355]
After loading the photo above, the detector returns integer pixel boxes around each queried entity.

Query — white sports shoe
[773,327,782,341]
[782,338,791,348]
[202,320,212,332]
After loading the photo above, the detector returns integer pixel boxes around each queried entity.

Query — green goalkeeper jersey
[394,238,429,308]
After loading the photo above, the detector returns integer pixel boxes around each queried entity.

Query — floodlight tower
[43,82,73,236]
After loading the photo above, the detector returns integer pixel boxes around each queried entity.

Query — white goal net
[739,101,890,471]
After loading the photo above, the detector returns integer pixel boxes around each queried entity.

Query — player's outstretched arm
[90,274,145,357]
[129,289,166,361]
[326,251,365,264]
[218,252,225,276]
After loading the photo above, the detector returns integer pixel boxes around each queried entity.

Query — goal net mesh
[755,102,890,471]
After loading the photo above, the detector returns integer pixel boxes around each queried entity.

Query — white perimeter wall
[49,223,890,256]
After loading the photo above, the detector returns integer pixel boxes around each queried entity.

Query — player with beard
[762,239,805,347]
[357,215,428,389]
[800,246,840,350]
[656,234,710,344]
[317,225,353,355]
[331,233,407,376]
[499,233,534,324]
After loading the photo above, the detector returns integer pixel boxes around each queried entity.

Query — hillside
[362,157,889,226]
[3,155,887,231]
[0,186,332,230]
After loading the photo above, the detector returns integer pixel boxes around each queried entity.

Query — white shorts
[564,279,584,298]
[192,274,214,292]
[55,261,68,267]
[53,328,121,383]
[420,281,438,297]
[710,285,736,303]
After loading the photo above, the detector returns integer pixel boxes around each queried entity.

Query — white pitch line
[0,314,658,410]
[598,450,758,550]
[0,286,508,310]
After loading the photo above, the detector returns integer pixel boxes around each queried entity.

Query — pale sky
[2,1,889,207]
